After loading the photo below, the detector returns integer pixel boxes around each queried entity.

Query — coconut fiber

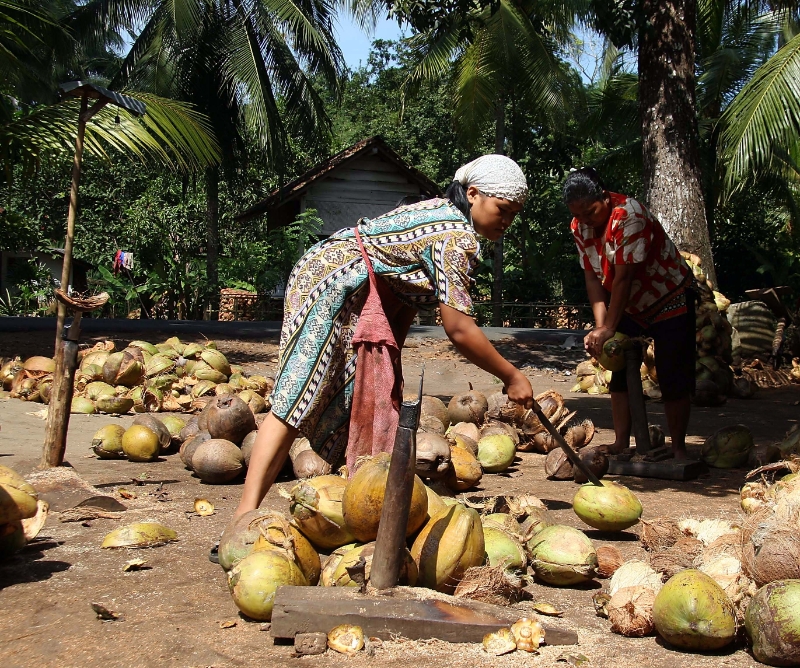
[346,229,414,475]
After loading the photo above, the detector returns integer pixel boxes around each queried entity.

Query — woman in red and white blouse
[564,168,694,459]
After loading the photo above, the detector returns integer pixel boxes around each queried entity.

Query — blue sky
[334,14,404,70]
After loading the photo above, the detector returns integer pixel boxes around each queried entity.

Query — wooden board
[270,586,579,645]
[608,459,708,481]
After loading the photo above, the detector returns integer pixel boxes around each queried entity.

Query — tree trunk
[492,98,505,327]
[205,166,220,320]
[639,0,716,284]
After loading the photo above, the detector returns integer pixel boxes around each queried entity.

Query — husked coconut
[448,386,489,425]
[608,585,656,637]
[415,432,452,479]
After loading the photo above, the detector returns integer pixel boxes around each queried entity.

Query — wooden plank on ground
[608,459,708,481]
[270,586,579,645]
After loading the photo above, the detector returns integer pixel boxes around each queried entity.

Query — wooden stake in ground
[41,290,108,468]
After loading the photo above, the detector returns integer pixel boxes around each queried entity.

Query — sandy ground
[0,329,794,668]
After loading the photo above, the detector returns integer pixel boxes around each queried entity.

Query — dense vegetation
[1,1,800,320]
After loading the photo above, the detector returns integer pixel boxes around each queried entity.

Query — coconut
[520,508,553,541]
[330,541,417,588]
[475,434,516,473]
[0,521,26,559]
[121,425,161,462]
[23,356,55,375]
[421,395,450,430]
[424,484,449,520]
[447,387,488,425]
[596,545,624,578]
[742,523,800,587]
[449,421,480,444]
[192,439,244,484]
[327,624,365,655]
[159,415,186,442]
[85,381,116,401]
[482,525,526,572]
[192,379,217,398]
[572,480,643,532]
[292,447,331,479]
[180,432,211,469]
[128,340,159,356]
[287,475,355,550]
[95,395,134,415]
[228,550,307,621]
[319,543,359,587]
[610,560,664,596]
[597,332,629,372]
[545,449,573,480]
[640,518,683,551]
[528,525,597,586]
[649,537,704,579]
[411,503,485,593]
[443,446,483,491]
[415,432,452,479]
[455,565,525,607]
[564,419,595,450]
[70,397,96,414]
[242,390,268,415]
[250,513,321,585]
[694,379,726,407]
[701,425,754,468]
[101,522,177,548]
[573,446,609,484]
[0,466,38,524]
[91,424,126,459]
[132,415,172,452]
[240,430,258,467]
[204,394,256,444]
[342,453,428,542]
[608,585,656,637]
[450,432,478,457]
[200,348,231,377]
[419,415,445,434]
[218,508,276,570]
[652,569,737,651]
[745,580,800,666]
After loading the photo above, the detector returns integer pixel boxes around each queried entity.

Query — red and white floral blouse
[570,192,691,324]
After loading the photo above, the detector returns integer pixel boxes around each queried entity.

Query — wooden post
[625,343,652,455]
[42,291,108,468]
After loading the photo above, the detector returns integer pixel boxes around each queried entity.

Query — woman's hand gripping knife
[439,303,534,408]
[582,263,637,357]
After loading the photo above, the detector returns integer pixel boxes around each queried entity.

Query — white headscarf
[454,155,528,204]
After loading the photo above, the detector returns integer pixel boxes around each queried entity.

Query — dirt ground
[0,328,795,668]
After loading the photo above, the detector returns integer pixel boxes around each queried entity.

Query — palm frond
[0,91,219,174]
[718,31,800,193]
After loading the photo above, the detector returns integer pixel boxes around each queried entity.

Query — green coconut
[121,425,161,462]
[652,569,737,651]
[701,425,754,468]
[410,504,485,593]
[218,509,275,571]
[95,395,134,415]
[597,332,629,372]
[331,541,417,587]
[483,512,522,535]
[0,521,26,559]
[745,580,800,666]
[101,522,177,548]
[319,543,360,587]
[128,340,159,356]
[85,381,116,401]
[476,433,516,473]
[572,480,643,532]
[0,466,38,524]
[527,524,597,586]
[91,424,126,459]
[250,513,321,586]
[70,397,96,414]
[483,525,526,572]
[288,475,355,551]
[228,550,307,621]
[132,415,172,451]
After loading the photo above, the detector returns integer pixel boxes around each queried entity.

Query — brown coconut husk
[699,532,743,564]
[544,448,573,480]
[639,518,683,551]
[564,418,596,450]
[596,545,624,578]
[741,509,800,586]
[573,446,609,484]
[648,537,703,580]
[607,586,656,637]
[452,564,524,606]
[519,391,565,437]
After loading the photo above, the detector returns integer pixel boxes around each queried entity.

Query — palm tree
[102,0,344,316]
[402,0,582,324]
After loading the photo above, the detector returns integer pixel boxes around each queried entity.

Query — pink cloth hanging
[346,228,415,475]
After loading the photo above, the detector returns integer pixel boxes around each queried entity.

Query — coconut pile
[0,337,273,416]
[217,465,648,655]
[571,252,758,405]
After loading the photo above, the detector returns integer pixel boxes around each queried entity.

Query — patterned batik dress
[271,197,481,465]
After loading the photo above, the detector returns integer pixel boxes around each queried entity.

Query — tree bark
[492,98,505,327]
[639,0,716,284]
[205,166,220,320]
